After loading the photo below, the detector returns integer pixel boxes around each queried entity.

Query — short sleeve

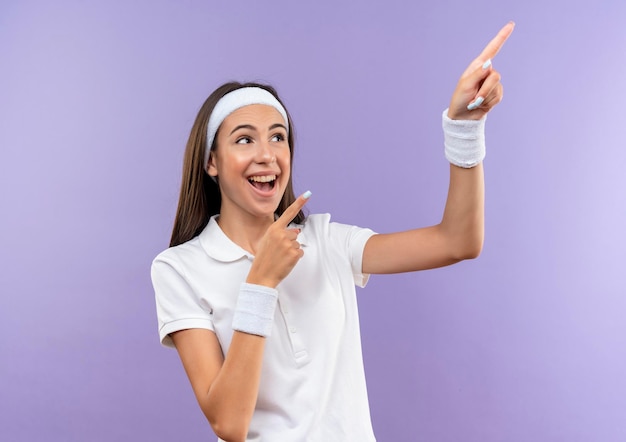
[327,220,376,288]
[151,256,215,348]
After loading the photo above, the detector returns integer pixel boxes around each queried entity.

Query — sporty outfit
[152,213,377,441]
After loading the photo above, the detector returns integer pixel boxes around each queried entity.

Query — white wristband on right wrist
[442,108,487,168]
[232,282,278,337]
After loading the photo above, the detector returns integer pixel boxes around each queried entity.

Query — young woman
[152,22,514,442]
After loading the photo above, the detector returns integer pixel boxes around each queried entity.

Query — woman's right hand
[246,192,311,288]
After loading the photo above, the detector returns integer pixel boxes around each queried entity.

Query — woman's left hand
[447,21,515,120]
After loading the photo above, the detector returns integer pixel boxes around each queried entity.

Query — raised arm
[363,22,515,275]
[171,194,310,442]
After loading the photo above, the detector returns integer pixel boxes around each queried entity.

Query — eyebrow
[229,123,288,136]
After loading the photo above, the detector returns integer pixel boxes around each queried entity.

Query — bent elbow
[213,425,247,442]
[210,421,247,442]
[462,245,482,260]
[454,238,483,261]
[207,414,249,442]
[202,392,253,442]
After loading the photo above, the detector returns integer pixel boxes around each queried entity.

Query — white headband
[205,87,289,168]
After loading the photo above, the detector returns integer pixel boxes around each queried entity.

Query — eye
[236,136,252,145]
[270,133,286,142]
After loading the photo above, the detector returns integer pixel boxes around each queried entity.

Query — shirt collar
[199,215,308,263]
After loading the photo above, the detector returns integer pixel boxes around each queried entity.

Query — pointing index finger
[274,191,312,228]
[478,21,515,62]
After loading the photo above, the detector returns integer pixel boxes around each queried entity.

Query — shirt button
[289,327,297,333]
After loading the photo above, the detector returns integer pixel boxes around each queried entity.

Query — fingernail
[467,96,484,111]
[482,59,492,70]
[302,190,312,199]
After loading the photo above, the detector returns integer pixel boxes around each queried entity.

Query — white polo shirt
[152,213,377,441]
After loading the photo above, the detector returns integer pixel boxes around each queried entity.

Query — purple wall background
[2,1,625,441]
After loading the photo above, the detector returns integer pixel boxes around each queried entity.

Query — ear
[207,151,218,178]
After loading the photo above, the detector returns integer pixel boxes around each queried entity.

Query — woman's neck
[216,208,274,255]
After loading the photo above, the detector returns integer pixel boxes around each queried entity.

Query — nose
[255,139,275,164]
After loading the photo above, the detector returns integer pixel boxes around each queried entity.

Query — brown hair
[169,82,304,247]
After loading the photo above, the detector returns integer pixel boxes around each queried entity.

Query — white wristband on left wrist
[442,108,486,168]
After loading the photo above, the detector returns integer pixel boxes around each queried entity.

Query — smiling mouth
[248,175,277,192]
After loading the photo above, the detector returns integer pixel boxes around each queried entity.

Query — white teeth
[248,175,276,183]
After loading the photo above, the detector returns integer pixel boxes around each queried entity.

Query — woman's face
[208,104,291,221]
